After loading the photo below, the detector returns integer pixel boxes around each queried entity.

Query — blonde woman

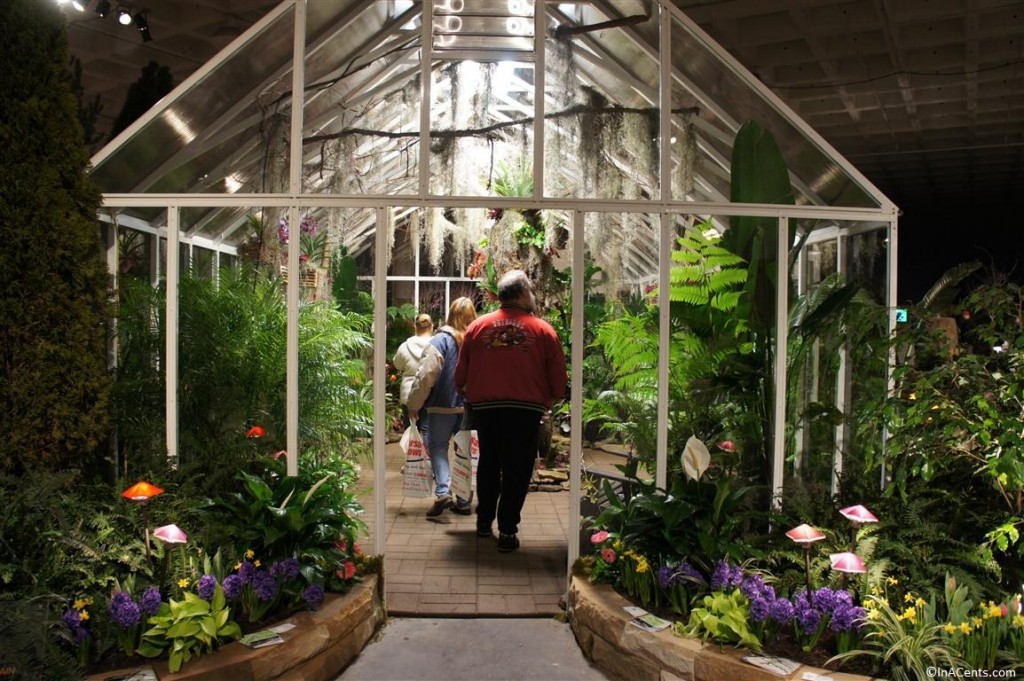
[407,297,478,517]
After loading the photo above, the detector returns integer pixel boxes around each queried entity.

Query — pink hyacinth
[591,531,610,544]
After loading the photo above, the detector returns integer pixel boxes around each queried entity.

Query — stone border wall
[567,576,878,681]
[88,574,384,681]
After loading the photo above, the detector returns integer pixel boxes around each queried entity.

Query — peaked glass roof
[91,0,892,270]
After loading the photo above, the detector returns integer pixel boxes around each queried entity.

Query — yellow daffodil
[902,607,918,624]
[988,605,1003,618]
[245,549,255,559]
[973,617,984,627]
[880,598,890,608]
[960,622,972,635]
[909,392,917,400]
[73,598,91,611]
[915,597,926,608]
[867,609,881,621]
[887,577,899,585]
[1012,615,1024,628]
[870,586,882,596]
[254,559,261,568]
[904,593,915,603]
[635,556,649,573]
[613,540,623,551]
[79,610,90,621]
[944,623,956,634]
[178,578,189,588]
[234,562,242,570]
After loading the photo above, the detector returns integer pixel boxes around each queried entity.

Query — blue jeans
[418,412,462,498]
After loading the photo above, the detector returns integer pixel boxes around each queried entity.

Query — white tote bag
[401,423,432,498]
[451,429,479,500]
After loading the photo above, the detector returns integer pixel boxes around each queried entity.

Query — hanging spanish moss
[408,209,421,265]
[672,113,699,199]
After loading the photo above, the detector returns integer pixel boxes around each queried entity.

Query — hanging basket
[279,265,320,289]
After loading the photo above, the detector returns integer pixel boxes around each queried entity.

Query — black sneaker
[425,496,452,518]
[498,533,519,553]
[451,499,473,515]
[476,524,492,538]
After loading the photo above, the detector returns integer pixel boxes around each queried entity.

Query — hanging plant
[672,113,699,199]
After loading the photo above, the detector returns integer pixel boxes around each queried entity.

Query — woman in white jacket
[393,314,434,427]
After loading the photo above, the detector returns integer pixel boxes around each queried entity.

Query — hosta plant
[137,583,241,673]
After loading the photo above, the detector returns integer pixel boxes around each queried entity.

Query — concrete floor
[335,617,613,681]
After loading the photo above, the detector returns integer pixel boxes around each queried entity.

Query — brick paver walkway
[358,441,573,617]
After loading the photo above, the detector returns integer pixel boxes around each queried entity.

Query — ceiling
[63,0,1023,217]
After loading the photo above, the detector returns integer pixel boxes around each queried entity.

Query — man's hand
[409,409,419,422]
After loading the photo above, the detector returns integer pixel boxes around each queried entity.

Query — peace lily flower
[681,435,710,481]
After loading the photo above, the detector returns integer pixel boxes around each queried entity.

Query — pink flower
[336,539,347,552]
[354,544,363,557]
[342,561,356,579]
[590,531,610,544]
[717,440,735,452]
[271,450,287,460]
[601,548,617,564]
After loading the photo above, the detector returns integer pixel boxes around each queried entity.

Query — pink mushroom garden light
[786,523,826,595]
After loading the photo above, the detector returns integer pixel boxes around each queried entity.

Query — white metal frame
[95,0,899,577]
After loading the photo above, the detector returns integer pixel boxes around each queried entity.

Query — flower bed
[567,576,878,681]
[86,574,383,681]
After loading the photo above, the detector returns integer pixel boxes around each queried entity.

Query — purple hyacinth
[238,560,256,585]
[252,571,278,602]
[61,609,89,644]
[812,587,839,614]
[222,574,243,601]
[831,603,866,632]
[277,217,289,245]
[750,597,771,623]
[657,561,705,589]
[794,591,822,634]
[769,598,795,624]
[302,584,325,609]
[710,559,743,590]
[108,592,141,629]
[740,574,774,602]
[139,587,162,616]
[271,557,300,581]
[197,575,217,601]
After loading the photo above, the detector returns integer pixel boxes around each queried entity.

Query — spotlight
[133,10,152,42]
[71,0,88,11]
[117,8,132,25]
[95,0,111,17]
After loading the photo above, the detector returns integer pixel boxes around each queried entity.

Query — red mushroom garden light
[121,481,164,565]
[786,523,826,596]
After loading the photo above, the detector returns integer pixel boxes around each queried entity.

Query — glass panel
[785,221,890,496]
[428,60,536,199]
[668,10,881,208]
[545,3,662,200]
[113,212,167,477]
[91,8,296,194]
[296,206,375,555]
[578,209,660,558]
[304,2,422,197]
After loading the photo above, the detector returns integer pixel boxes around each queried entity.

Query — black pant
[473,407,542,536]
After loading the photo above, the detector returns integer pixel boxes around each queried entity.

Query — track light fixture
[117,7,132,25]
[133,10,152,42]
[71,0,88,11]
[95,0,111,17]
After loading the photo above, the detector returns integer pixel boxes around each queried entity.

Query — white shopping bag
[401,423,432,498]
[451,429,479,500]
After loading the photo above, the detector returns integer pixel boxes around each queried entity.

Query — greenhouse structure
[90,0,898,571]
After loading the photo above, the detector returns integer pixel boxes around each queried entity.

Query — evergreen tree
[0,0,112,476]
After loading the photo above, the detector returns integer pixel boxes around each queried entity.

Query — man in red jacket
[455,270,567,553]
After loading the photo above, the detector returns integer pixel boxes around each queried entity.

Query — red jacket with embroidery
[455,306,567,412]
